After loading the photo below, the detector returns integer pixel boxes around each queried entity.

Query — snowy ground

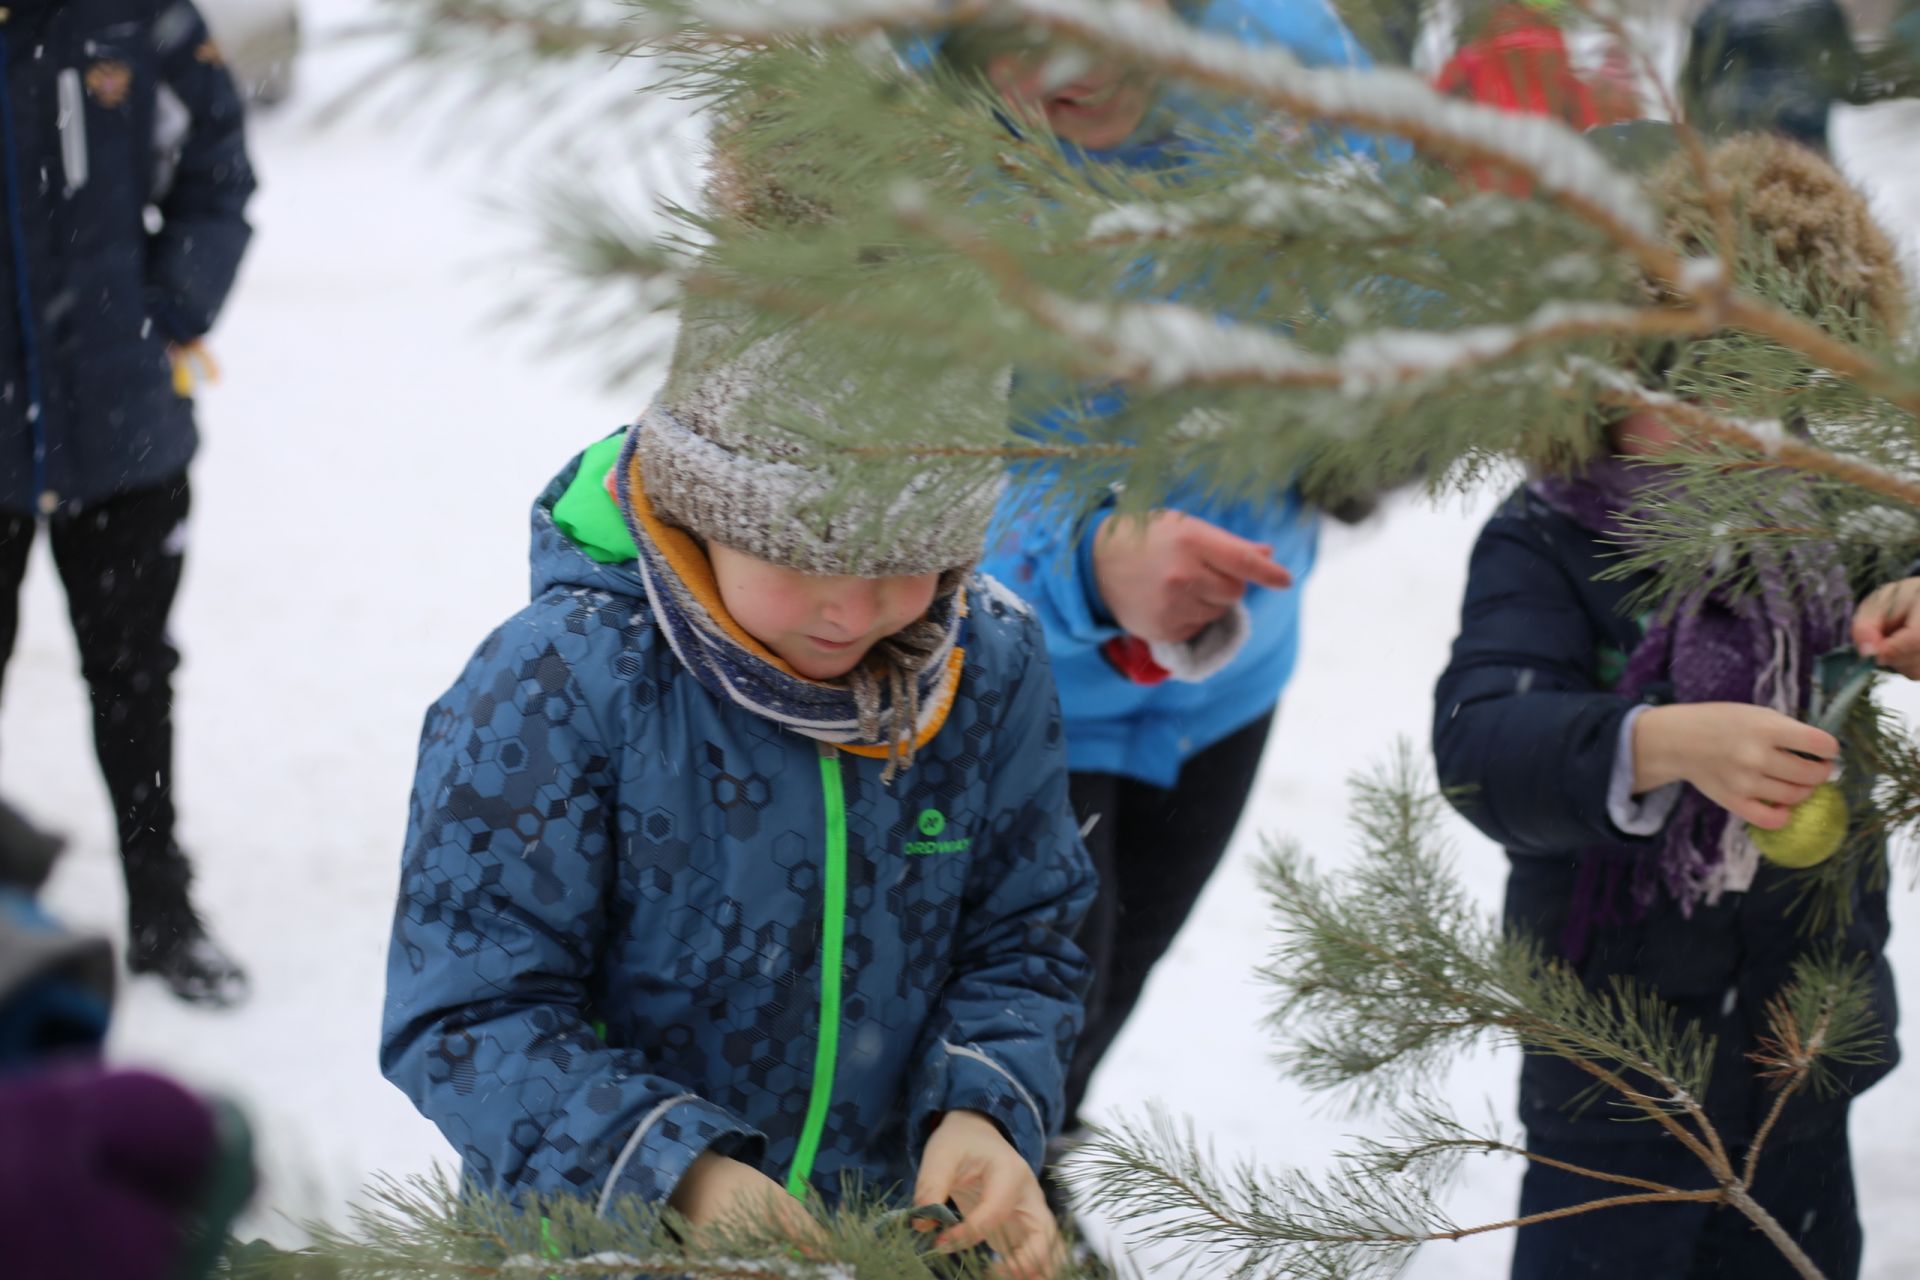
[9,7,1920,1274]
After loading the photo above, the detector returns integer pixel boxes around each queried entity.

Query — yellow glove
[169,341,222,398]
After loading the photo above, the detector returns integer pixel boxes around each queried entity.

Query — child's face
[1609,410,1682,457]
[980,5,1167,150]
[708,542,942,680]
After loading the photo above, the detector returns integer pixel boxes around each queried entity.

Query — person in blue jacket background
[382,300,1095,1274]
[915,0,1403,1146]
[1434,135,1907,1280]
[0,0,254,1005]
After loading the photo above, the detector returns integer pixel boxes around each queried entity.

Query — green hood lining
[551,433,639,565]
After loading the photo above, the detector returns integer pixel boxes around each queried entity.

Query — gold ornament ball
[1749,783,1849,869]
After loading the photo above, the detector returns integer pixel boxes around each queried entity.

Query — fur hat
[636,300,1005,578]
[1644,132,1909,334]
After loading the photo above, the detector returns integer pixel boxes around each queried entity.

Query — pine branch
[1559,1054,1726,1178]
[1487,1141,1684,1196]
[619,0,1920,416]
[1431,1189,1723,1243]
[1723,1186,1829,1280]
[1572,361,1920,512]
[222,1171,1070,1280]
[901,187,1703,394]
[1233,751,1878,1278]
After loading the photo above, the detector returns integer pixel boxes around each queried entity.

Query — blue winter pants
[1509,1128,1860,1280]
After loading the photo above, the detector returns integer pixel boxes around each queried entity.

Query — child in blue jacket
[381,303,1095,1275]
[1434,134,1912,1280]
[918,0,1400,1141]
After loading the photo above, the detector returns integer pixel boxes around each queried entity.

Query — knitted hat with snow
[636,300,1004,578]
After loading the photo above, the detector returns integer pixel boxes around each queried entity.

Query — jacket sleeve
[144,1,256,342]
[1431,508,1651,856]
[984,381,1129,652]
[381,615,763,1209]
[988,475,1120,651]
[907,619,1096,1172]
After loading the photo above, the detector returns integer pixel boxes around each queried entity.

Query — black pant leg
[1510,1130,1860,1280]
[1062,771,1124,1129]
[1511,1134,1711,1278]
[1060,709,1276,1126]
[46,478,190,875]
[0,509,34,697]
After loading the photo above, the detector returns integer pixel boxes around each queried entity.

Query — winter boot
[124,848,249,1008]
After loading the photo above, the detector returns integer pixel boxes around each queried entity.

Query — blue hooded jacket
[0,0,254,515]
[960,0,1399,785]
[381,445,1096,1210]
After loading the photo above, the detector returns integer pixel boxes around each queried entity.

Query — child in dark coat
[1434,134,1914,1280]
[0,0,255,1005]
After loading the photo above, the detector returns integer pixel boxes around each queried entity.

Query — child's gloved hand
[913,1110,1066,1280]
[1631,702,1839,829]
[1093,511,1292,646]
[1853,577,1920,679]
[669,1150,822,1244]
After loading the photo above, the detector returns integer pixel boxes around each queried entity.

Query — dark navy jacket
[0,0,253,515]
[1434,488,1897,1146]
[1682,0,1861,150]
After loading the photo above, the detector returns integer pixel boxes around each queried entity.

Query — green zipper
[786,746,848,1199]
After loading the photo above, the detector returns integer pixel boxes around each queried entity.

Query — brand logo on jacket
[905,808,970,855]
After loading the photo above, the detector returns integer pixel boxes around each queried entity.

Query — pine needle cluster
[1060,751,1885,1280]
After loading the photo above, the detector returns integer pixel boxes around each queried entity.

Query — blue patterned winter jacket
[381,449,1096,1211]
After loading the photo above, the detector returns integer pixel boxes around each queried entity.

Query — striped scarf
[613,431,967,780]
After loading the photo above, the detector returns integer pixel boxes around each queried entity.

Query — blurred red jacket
[1436,4,1639,189]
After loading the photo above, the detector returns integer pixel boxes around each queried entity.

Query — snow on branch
[894,177,1703,395]
[1084,177,1402,244]
[1006,0,1657,233]
[645,0,1920,416]
[1034,295,1704,394]
[1569,358,1920,512]
[644,0,1663,250]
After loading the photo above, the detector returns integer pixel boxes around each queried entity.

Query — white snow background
[8,3,1920,1273]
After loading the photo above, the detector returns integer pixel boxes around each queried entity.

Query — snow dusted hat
[636,299,1005,578]
[1643,131,1908,334]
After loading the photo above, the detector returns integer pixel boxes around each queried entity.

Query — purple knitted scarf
[1529,456,1853,954]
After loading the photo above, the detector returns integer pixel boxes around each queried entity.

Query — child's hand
[1632,703,1839,829]
[1093,511,1292,645]
[913,1111,1065,1280]
[1854,578,1920,678]
[669,1150,821,1243]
